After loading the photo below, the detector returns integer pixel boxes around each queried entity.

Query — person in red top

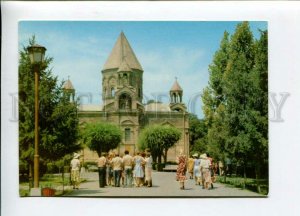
[176,150,187,190]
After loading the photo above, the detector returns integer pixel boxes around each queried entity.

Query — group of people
[71,150,217,192]
[176,152,216,190]
[97,150,153,188]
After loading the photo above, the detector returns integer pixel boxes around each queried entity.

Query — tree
[222,22,256,185]
[188,114,208,154]
[83,122,122,156]
[247,29,268,192]
[202,22,268,191]
[19,36,81,179]
[202,31,231,175]
[138,124,181,166]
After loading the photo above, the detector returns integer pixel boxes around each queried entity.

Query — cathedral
[65,32,190,162]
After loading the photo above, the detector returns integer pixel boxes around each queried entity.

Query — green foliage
[217,176,268,195]
[138,124,181,164]
[201,22,268,187]
[83,122,122,156]
[19,36,81,173]
[189,114,208,154]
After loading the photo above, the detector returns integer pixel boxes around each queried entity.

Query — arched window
[119,93,132,110]
[111,87,115,97]
[173,93,177,103]
[125,128,131,141]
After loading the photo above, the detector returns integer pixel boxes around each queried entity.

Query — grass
[19,173,85,197]
[216,175,268,195]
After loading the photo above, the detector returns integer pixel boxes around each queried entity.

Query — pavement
[65,171,264,197]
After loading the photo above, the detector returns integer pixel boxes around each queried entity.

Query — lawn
[19,173,79,197]
[216,175,268,195]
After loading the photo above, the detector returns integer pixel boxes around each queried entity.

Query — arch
[162,121,174,127]
[108,76,117,85]
[174,107,183,112]
[172,93,176,103]
[124,128,131,141]
[111,87,115,97]
[121,120,135,126]
[119,93,132,110]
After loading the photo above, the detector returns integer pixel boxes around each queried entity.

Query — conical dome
[63,79,74,90]
[103,32,143,71]
[118,59,132,72]
[170,79,183,92]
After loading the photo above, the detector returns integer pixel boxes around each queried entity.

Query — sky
[19,21,267,118]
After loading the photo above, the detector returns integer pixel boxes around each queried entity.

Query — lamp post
[27,44,46,194]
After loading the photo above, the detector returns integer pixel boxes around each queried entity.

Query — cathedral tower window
[125,128,131,141]
[119,93,132,110]
[111,87,115,97]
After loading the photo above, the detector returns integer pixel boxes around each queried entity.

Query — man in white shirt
[70,153,81,189]
[97,152,107,188]
[122,150,134,187]
[111,153,123,187]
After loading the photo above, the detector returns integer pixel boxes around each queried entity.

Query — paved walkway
[65,171,263,197]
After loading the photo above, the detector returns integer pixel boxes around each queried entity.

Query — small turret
[169,77,186,112]
[63,76,75,102]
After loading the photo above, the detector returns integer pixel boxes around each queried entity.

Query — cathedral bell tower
[101,32,144,112]
[169,78,186,112]
[63,77,75,102]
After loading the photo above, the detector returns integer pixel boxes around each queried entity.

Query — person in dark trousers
[111,153,123,187]
[206,153,214,189]
[97,152,107,188]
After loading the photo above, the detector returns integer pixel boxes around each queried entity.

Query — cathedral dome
[102,32,143,71]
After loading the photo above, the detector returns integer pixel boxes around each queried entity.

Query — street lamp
[27,44,46,195]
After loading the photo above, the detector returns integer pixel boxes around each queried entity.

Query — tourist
[97,152,107,188]
[193,153,202,185]
[176,150,187,190]
[206,153,214,189]
[218,160,224,176]
[70,153,81,189]
[122,150,134,187]
[133,152,145,187]
[200,153,212,189]
[144,152,153,187]
[141,152,146,185]
[106,153,113,186]
[120,153,125,186]
[187,155,195,179]
[111,153,123,187]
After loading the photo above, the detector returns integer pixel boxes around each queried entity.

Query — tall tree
[222,22,255,183]
[202,31,230,170]
[202,22,268,191]
[247,30,268,192]
[19,36,81,178]
[83,122,122,156]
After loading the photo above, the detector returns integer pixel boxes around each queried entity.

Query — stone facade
[76,32,189,162]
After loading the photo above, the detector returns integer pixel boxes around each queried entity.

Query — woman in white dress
[133,152,145,187]
[193,153,202,185]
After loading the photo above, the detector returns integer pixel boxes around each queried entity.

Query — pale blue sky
[19,21,267,118]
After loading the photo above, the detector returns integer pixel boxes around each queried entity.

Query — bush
[156,163,165,171]
[217,176,268,195]
[152,162,157,170]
